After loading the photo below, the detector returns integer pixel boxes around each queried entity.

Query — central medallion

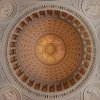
[35,34,66,65]
[45,43,56,55]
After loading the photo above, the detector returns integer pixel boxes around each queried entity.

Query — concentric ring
[7,9,94,93]
[35,34,66,65]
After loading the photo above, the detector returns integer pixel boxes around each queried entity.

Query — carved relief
[84,83,100,100]
[58,0,79,9]
[0,85,21,100]
[81,0,100,20]
[16,0,39,11]
[0,0,17,22]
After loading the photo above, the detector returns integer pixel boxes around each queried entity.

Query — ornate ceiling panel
[0,0,100,100]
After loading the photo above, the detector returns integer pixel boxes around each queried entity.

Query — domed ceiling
[7,9,94,93]
[0,0,100,100]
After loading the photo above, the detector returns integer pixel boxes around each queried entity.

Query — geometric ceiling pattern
[0,0,100,100]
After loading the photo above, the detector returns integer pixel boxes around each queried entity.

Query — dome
[7,9,94,92]
[1,2,97,100]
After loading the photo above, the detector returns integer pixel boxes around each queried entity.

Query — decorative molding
[58,0,80,9]
[84,82,100,100]
[16,0,39,12]
[80,0,100,20]
[0,0,17,23]
[0,85,21,100]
